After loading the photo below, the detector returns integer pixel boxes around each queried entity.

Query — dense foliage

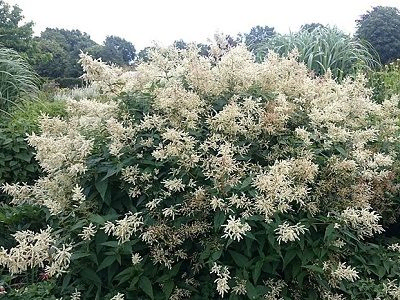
[94,36,136,66]
[367,59,400,103]
[0,0,34,55]
[34,28,98,79]
[1,40,400,300]
[356,6,400,65]
[243,25,275,58]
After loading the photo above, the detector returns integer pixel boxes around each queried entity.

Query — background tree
[197,42,210,57]
[356,6,400,64]
[0,1,55,68]
[173,39,188,50]
[242,25,275,61]
[244,25,275,50]
[33,28,97,79]
[137,46,154,62]
[95,35,136,66]
[0,0,34,56]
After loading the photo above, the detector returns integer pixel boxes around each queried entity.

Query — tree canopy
[97,35,136,65]
[35,28,97,78]
[0,0,34,55]
[244,25,275,50]
[356,6,400,64]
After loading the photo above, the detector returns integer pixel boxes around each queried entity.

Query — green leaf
[283,249,297,269]
[303,265,324,274]
[115,267,135,285]
[97,256,116,271]
[162,280,174,298]
[71,251,91,261]
[14,152,32,162]
[95,178,108,200]
[335,145,347,156]
[211,250,222,261]
[61,273,71,291]
[324,224,335,242]
[169,261,182,277]
[214,211,226,230]
[229,250,249,268]
[101,165,121,181]
[246,281,260,300]
[80,268,101,286]
[101,241,119,247]
[71,219,86,231]
[253,260,263,284]
[139,276,154,299]
[240,176,252,189]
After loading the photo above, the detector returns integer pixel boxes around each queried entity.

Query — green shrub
[1,44,400,299]
[367,59,400,103]
[0,98,66,193]
[3,281,58,300]
[0,98,67,295]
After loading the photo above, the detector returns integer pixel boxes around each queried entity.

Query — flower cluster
[323,261,359,287]
[210,263,231,297]
[274,221,308,244]
[0,227,71,277]
[382,280,400,299]
[78,223,97,241]
[331,262,359,283]
[263,278,287,300]
[110,292,125,300]
[221,215,251,241]
[340,207,385,239]
[102,212,144,244]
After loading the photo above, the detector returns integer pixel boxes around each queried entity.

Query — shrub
[367,59,400,103]
[0,98,67,293]
[0,98,67,193]
[1,43,400,299]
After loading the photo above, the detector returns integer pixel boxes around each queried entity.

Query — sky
[6,0,400,50]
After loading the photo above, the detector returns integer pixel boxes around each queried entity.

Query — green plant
[260,26,380,81]
[0,47,39,114]
[367,59,400,103]
[2,281,58,299]
[0,97,66,194]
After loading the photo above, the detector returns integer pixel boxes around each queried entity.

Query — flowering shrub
[2,41,400,299]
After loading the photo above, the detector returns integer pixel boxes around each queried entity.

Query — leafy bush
[0,98,66,192]
[0,98,66,293]
[1,43,400,300]
[367,59,400,103]
[259,26,379,81]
